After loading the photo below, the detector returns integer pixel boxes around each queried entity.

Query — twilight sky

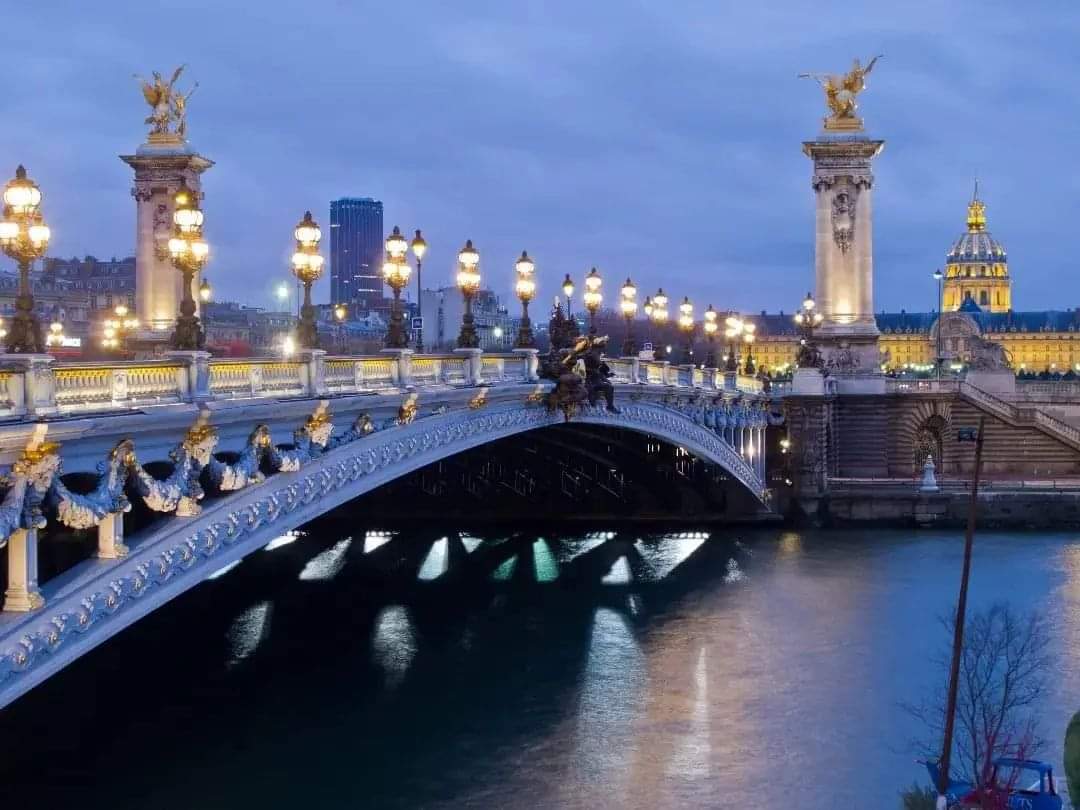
[2,1,1078,314]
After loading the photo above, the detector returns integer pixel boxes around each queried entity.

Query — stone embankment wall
[815,489,1080,529]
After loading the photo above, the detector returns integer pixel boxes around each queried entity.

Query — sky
[2,0,1079,315]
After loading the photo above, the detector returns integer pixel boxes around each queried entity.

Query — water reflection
[3,528,1079,810]
[298,538,351,581]
[371,604,417,689]
[226,600,272,669]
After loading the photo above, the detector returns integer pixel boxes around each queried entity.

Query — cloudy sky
[2,1,1078,314]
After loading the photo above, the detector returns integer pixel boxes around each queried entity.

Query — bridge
[0,347,776,708]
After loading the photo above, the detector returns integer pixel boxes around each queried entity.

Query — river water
[1,525,1078,809]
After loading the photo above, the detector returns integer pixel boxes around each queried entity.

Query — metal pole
[416,258,423,352]
[937,414,986,803]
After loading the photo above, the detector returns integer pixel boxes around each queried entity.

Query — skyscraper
[330,197,384,309]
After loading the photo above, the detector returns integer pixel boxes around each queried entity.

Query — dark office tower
[330,197,384,309]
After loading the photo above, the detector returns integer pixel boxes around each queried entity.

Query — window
[979,290,989,306]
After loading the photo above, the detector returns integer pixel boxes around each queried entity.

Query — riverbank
[796,486,1080,529]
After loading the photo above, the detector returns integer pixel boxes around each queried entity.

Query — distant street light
[102,303,139,352]
[411,229,427,351]
[651,288,669,360]
[167,180,209,350]
[583,267,602,334]
[562,274,575,319]
[620,277,637,357]
[382,225,412,349]
[291,211,325,349]
[724,313,743,372]
[703,305,718,368]
[199,277,212,303]
[678,296,695,364]
[514,250,537,349]
[455,240,481,348]
[0,166,50,353]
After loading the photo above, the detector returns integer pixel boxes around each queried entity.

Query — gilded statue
[133,65,198,141]
[799,55,882,129]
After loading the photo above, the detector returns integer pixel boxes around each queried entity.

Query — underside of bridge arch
[318,423,768,524]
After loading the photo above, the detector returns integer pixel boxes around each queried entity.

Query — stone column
[5,354,56,416]
[802,133,884,373]
[121,143,214,338]
[4,529,43,612]
[166,350,211,402]
[513,347,540,382]
[454,347,484,386]
[301,349,328,396]
[96,512,128,559]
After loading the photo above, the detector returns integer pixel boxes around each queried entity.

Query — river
[0,525,1077,809]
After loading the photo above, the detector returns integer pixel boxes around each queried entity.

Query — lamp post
[651,289,669,360]
[678,296,695,364]
[583,267,602,334]
[620,277,637,356]
[334,302,347,353]
[514,250,537,348]
[199,277,212,304]
[455,239,481,348]
[411,229,427,351]
[793,291,824,367]
[562,274,575,319]
[167,181,209,350]
[45,318,64,350]
[382,225,412,349]
[742,322,757,374]
[933,268,944,372]
[0,166,51,353]
[703,304,718,367]
[724,313,743,372]
[102,303,139,353]
[290,211,325,349]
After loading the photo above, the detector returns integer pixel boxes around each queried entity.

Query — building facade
[330,197,384,309]
[752,193,1080,375]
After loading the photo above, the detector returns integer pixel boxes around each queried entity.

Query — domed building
[752,187,1080,375]
[941,187,1011,313]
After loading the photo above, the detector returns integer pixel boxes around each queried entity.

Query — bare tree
[905,603,1052,790]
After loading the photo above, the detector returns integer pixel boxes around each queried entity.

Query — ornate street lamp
[620,277,637,356]
[562,273,575,319]
[793,291,824,368]
[382,225,412,349]
[102,303,139,352]
[289,211,325,349]
[678,296,695,364]
[514,250,537,348]
[411,229,427,351]
[0,166,50,353]
[724,313,743,372]
[455,239,481,348]
[703,304,719,367]
[651,288,669,359]
[199,277,212,303]
[45,318,64,349]
[167,180,209,350]
[583,267,602,334]
[742,320,757,374]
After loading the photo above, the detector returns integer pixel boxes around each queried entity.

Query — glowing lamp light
[582,267,602,314]
[514,250,536,303]
[410,229,427,261]
[384,224,408,259]
[562,273,574,299]
[199,278,212,302]
[703,305,718,335]
[456,240,481,294]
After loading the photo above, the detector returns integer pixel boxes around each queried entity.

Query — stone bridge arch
[0,396,769,708]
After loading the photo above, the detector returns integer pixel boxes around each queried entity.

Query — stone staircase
[959,382,1080,451]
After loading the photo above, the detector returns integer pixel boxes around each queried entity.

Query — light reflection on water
[4,528,1080,810]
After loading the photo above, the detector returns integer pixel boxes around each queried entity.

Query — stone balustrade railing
[0,348,773,420]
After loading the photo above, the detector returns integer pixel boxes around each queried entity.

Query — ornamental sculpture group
[540,304,617,420]
[0,403,390,611]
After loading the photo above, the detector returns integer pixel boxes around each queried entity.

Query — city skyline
[1,2,1077,315]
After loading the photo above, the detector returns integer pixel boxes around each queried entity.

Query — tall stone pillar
[120,137,213,337]
[802,133,884,376]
